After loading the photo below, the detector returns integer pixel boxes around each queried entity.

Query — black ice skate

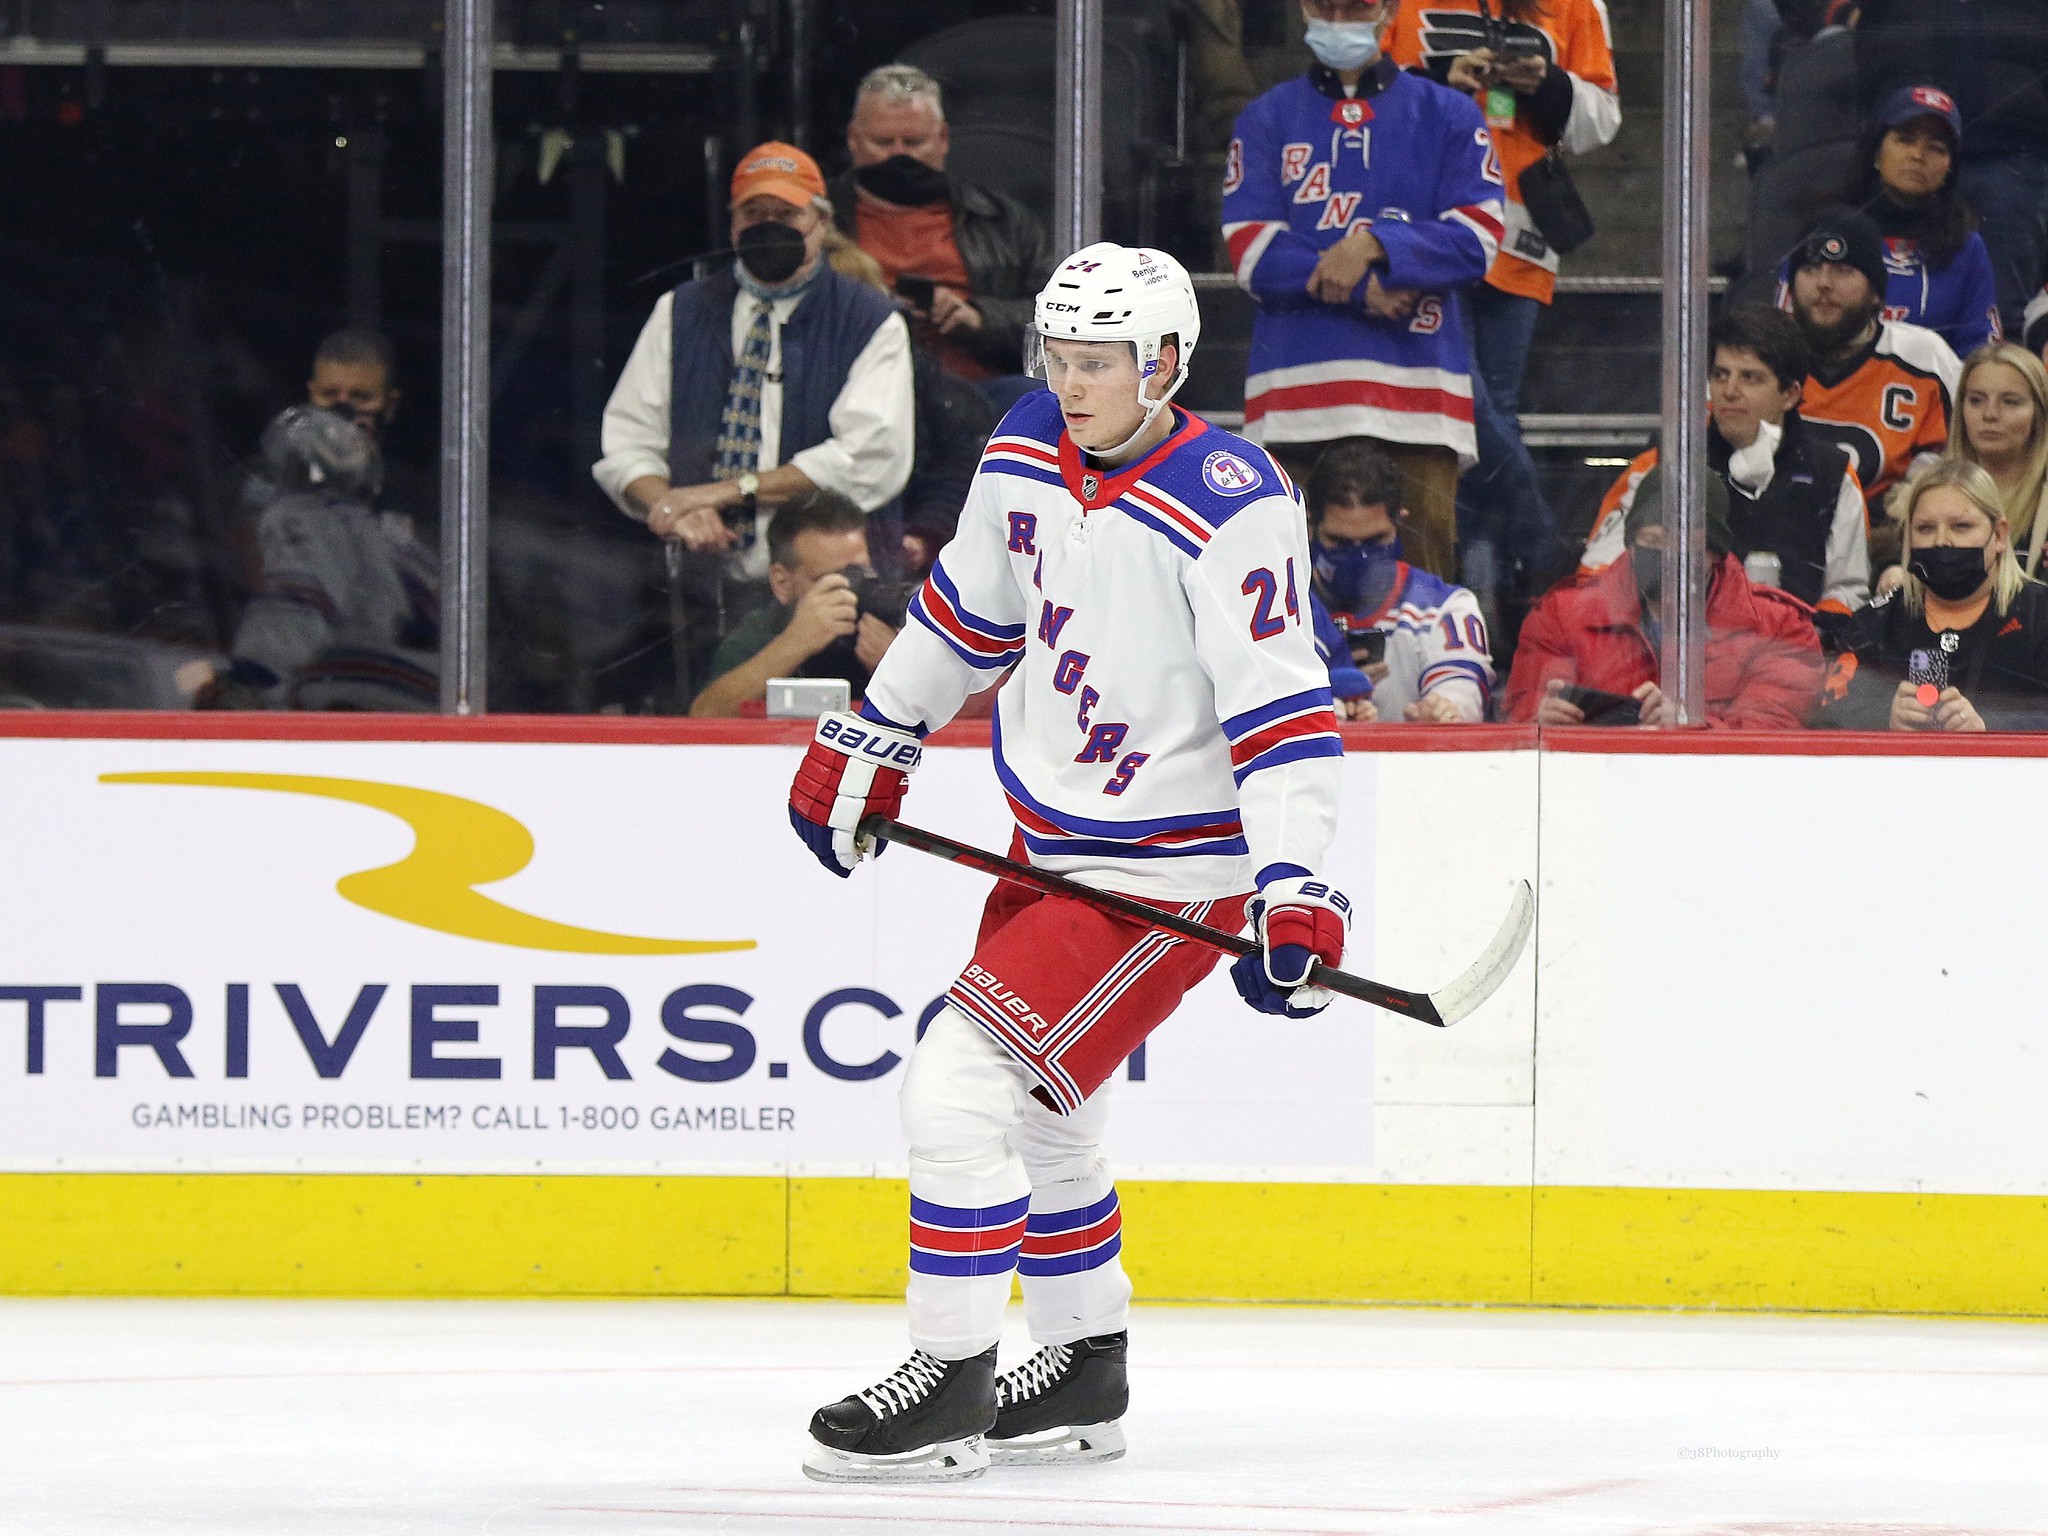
[987,1331,1129,1465]
[802,1346,997,1483]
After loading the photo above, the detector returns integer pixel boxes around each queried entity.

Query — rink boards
[2,716,2046,1314]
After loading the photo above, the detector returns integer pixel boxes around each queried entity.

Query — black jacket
[1856,0,2048,164]
[1819,578,2048,731]
[832,172,1056,375]
[1710,412,1854,612]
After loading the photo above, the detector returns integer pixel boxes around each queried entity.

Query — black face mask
[1633,545,1662,601]
[736,221,808,285]
[855,154,951,208]
[1910,544,1991,602]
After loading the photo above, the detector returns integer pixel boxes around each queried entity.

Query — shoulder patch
[1202,449,1264,497]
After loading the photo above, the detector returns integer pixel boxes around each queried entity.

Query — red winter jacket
[1505,553,1825,728]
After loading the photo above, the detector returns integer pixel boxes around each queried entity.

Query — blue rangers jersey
[1222,60,1506,463]
[861,389,1344,902]
[1311,563,1494,721]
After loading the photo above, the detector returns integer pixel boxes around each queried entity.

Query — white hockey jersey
[864,390,1343,902]
[1313,562,1494,721]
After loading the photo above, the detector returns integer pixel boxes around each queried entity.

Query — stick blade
[1426,880,1535,1027]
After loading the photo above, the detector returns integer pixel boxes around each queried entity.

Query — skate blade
[989,1420,1126,1466]
[801,1434,991,1484]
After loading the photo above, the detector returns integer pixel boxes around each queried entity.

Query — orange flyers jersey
[1387,0,1619,303]
[1799,321,1960,517]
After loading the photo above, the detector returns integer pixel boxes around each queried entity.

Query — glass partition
[0,3,449,711]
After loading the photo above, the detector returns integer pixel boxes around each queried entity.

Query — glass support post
[439,0,493,714]
[1658,0,1711,723]
[1054,0,1104,254]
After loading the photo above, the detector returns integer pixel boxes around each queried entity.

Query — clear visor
[1024,331,1148,390]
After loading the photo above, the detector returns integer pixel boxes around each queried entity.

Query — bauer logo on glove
[789,709,924,877]
[1230,875,1352,1018]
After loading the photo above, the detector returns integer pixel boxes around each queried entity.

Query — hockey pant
[901,1009,1131,1360]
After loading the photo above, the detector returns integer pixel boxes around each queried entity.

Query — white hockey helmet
[1027,241,1202,456]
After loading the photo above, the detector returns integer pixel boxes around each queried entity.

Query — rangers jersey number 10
[862,390,1344,902]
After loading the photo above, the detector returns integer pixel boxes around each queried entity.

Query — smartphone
[894,273,937,310]
[1496,38,1543,60]
[1559,683,1642,726]
[1349,631,1388,668]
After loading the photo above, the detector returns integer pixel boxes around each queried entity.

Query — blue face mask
[1314,536,1400,615]
[1304,17,1384,73]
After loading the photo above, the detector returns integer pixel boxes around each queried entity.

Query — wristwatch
[734,471,761,503]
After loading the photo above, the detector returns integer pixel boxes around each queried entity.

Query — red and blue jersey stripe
[1221,687,1343,786]
[909,1193,1030,1278]
[910,559,1028,672]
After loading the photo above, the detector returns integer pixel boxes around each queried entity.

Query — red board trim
[3,712,2047,759]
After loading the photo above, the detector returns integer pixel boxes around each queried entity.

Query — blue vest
[667,266,903,540]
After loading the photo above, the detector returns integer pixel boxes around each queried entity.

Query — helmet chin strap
[1088,359,1185,465]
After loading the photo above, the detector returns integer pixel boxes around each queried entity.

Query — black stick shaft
[862,815,1440,1023]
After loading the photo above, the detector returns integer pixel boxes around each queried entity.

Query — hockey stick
[861,815,1534,1028]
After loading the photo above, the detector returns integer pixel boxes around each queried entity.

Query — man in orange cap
[594,139,914,628]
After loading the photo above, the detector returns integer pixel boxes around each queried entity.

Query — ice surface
[3,1297,2046,1534]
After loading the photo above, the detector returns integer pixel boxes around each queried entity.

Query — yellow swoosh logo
[102,771,755,957]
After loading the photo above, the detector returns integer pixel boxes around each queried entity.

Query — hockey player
[1221,0,1507,580]
[1305,439,1494,722]
[787,243,1348,1482]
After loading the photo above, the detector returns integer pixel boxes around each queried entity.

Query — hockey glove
[1230,876,1351,1018]
[788,710,922,877]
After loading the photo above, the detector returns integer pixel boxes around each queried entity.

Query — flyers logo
[101,772,756,957]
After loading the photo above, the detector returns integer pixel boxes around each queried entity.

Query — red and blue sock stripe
[1017,1191,1123,1278]
[909,1193,1030,1278]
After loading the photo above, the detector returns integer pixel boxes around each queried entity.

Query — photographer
[688,492,908,718]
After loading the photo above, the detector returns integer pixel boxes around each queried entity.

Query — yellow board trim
[6,1174,2048,1315]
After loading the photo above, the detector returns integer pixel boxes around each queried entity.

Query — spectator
[1304,439,1493,722]
[202,405,438,710]
[1824,86,2001,357]
[1222,0,1507,580]
[1786,207,1960,530]
[1583,306,1870,624]
[307,328,400,444]
[1388,0,1616,639]
[688,491,904,719]
[1855,0,2048,338]
[1876,342,2048,593]
[592,140,914,594]
[822,227,997,568]
[832,64,1054,408]
[1820,456,2048,731]
[1507,466,1824,728]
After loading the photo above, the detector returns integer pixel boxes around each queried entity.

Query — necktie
[714,300,774,488]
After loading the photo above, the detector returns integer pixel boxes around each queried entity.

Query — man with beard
[594,141,914,593]
[1787,207,1960,529]
[832,64,1053,401]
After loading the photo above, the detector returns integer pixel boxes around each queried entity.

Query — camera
[837,565,916,629]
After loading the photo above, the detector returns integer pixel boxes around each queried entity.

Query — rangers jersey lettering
[1223,61,1505,463]
[863,390,1343,900]
[1312,563,1494,721]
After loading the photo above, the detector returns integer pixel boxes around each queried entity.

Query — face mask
[855,154,950,208]
[1304,18,1383,72]
[1633,545,1662,601]
[735,221,807,286]
[1910,543,1991,602]
[1313,537,1399,615]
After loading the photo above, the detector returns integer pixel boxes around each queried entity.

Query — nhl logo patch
[1202,450,1263,496]
[1081,471,1101,501]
